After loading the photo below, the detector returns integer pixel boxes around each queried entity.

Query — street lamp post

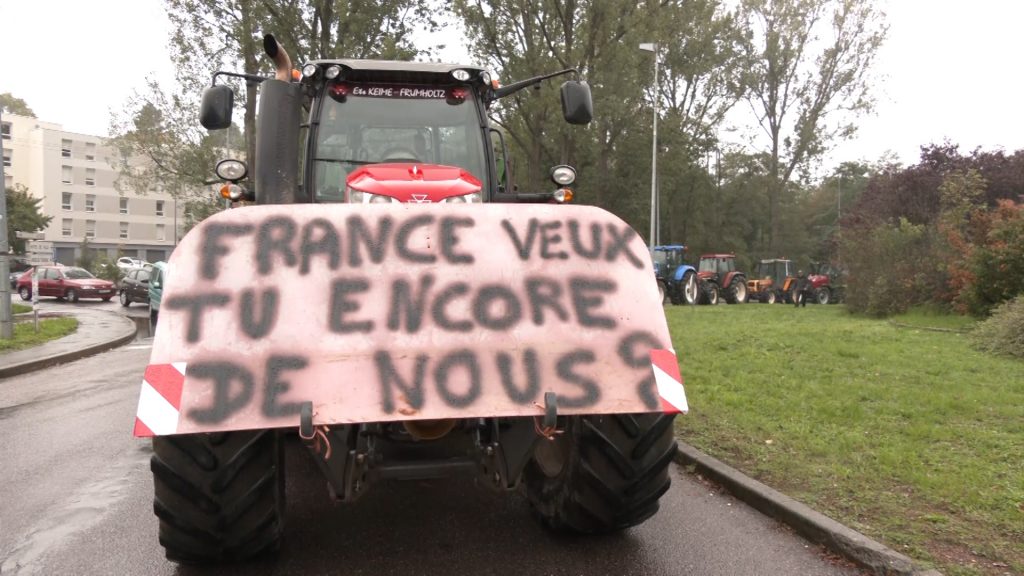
[0,107,11,339]
[639,42,659,254]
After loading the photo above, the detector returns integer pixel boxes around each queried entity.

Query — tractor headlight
[215,158,248,182]
[550,165,576,186]
[440,193,482,204]
[347,187,399,204]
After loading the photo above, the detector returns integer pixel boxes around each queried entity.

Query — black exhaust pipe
[255,34,302,204]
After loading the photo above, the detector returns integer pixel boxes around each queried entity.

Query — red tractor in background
[696,254,747,305]
[806,262,844,304]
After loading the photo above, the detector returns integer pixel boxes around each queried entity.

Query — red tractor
[135,34,687,565]
[696,254,747,305]
[805,262,843,304]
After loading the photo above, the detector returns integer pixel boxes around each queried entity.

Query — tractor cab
[755,259,793,285]
[748,258,794,304]
[652,245,687,278]
[200,51,593,207]
[697,254,736,278]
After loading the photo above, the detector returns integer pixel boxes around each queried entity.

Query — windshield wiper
[313,158,376,165]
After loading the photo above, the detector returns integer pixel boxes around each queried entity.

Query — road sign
[16,231,44,240]
[27,254,53,266]
[26,241,54,253]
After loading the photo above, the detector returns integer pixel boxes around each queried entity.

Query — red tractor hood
[346,163,482,203]
[697,271,714,280]
[808,274,830,288]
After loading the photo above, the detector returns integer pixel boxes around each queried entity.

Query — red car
[17,266,117,302]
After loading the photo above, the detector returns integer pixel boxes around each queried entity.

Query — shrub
[842,218,946,317]
[970,294,1024,358]
[964,201,1024,316]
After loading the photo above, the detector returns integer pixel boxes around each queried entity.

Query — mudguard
[672,265,695,282]
[134,204,687,436]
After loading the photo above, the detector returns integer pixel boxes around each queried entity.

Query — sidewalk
[0,306,138,379]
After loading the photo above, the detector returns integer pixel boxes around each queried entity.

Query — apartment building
[2,113,182,265]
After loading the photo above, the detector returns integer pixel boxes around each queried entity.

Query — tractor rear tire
[815,287,831,305]
[151,430,285,564]
[525,413,677,533]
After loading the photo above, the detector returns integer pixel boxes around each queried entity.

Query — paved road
[0,339,863,576]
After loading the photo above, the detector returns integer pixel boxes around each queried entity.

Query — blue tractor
[653,245,699,305]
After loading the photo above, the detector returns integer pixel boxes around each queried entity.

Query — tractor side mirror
[200,85,234,130]
[560,81,593,125]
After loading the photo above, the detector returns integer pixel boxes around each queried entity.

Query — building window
[62,165,72,184]
[62,139,72,158]
[120,222,129,239]
[1,122,10,140]
[156,224,166,241]
[120,197,129,214]
[62,219,72,237]
[85,168,96,186]
[155,200,165,216]
[86,220,95,239]
[85,142,96,161]
[62,192,72,211]
[85,194,95,212]
[2,148,10,168]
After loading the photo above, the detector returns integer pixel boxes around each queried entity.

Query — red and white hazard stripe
[650,349,688,414]
[133,363,186,437]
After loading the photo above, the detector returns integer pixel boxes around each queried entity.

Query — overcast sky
[2,0,1023,172]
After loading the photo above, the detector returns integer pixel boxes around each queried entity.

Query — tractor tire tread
[526,413,677,534]
[151,430,284,563]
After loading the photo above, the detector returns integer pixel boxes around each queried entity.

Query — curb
[0,314,138,379]
[674,442,942,576]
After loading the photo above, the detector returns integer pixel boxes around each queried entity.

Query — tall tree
[109,0,437,219]
[454,0,746,242]
[4,185,52,254]
[739,0,886,250]
[0,93,35,117]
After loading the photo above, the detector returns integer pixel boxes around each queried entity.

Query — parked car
[17,265,117,302]
[8,256,32,288]
[119,267,152,307]
[148,261,167,325]
[116,257,148,271]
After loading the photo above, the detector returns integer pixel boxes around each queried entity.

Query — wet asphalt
[0,321,864,576]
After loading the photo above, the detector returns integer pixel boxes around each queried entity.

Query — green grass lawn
[0,317,78,352]
[890,305,980,332]
[669,303,1022,576]
[12,303,31,314]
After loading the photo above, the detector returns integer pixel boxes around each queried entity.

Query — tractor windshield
[698,259,716,273]
[313,82,488,202]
